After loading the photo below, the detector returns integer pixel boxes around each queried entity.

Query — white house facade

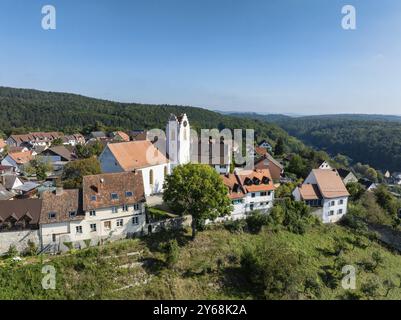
[293,169,349,223]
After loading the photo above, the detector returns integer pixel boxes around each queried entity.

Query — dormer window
[111,193,119,200]
[48,212,56,219]
[91,195,97,201]
[262,177,270,185]
[69,211,76,218]
[125,191,133,197]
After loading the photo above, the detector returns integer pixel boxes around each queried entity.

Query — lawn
[1,223,401,300]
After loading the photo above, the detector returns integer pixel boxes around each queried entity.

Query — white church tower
[166,113,191,168]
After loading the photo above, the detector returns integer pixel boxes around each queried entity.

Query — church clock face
[183,121,188,127]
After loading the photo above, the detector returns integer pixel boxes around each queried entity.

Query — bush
[165,240,180,268]
[5,245,18,258]
[240,239,309,299]
[224,219,246,233]
[24,240,37,256]
[246,211,269,234]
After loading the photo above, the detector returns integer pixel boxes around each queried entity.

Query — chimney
[56,186,63,196]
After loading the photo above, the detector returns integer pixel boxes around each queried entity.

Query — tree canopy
[163,163,232,239]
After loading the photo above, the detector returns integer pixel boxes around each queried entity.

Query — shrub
[165,239,180,268]
[224,219,246,233]
[246,211,270,234]
[24,240,38,256]
[5,245,18,258]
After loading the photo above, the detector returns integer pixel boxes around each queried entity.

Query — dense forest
[229,113,401,173]
[0,87,305,154]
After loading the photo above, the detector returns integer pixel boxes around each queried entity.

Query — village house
[1,150,34,173]
[258,140,273,152]
[254,146,284,181]
[359,178,378,192]
[61,134,86,146]
[0,165,14,175]
[0,199,42,255]
[0,184,15,201]
[1,174,23,191]
[39,172,146,252]
[221,169,276,220]
[318,161,332,170]
[6,132,63,148]
[337,168,358,185]
[99,140,170,196]
[111,131,130,142]
[293,169,349,223]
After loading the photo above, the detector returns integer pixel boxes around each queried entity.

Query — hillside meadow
[1,223,401,300]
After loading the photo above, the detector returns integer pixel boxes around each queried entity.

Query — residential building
[82,171,146,241]
[221,169,275,220]
[359,178,378,192]
[112,131,130,142]
[318,161,332,170]
[39,189,85,251]
[254,147,284,180]
[0,184,15,201]
[1,174,23,190]
[1,151,34,172]
[293,169,349,223]
[6,132,63,148]
[0,199,42,254]
[99,140,170,196]
[258,140,273,152]
[337,168,358,185]
[61,134,85,146]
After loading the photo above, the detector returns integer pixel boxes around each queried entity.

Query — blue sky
[1,0,401,115]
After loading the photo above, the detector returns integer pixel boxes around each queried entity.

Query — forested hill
[230,112,401,172]
[0,87,305,153]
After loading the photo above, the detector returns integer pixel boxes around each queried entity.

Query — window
[251,193,256,198]
[339,199,344,205]
[122,205,129,212]
[268,191,272,196]
[134,203,140,211]
[48,212,56,219]
[52,234,56,242]
[232,199,244,205]
[90,195,96,201]
[76,226,83,234]
[111,193,119,200]
[116,219,124,227]
[125,191,133,197]
[328,210,335,216]
[69,211,76,218]
[338,209,343,215]
[90,223,97,232]
[104,221,111,230]
[89,210,96,217]
[330,201,335,207]
[112,207,118,213]
[149,169,154,185]
[260,192,267,196]
[132,216,139,225]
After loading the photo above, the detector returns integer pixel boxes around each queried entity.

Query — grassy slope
[1,224,401,300]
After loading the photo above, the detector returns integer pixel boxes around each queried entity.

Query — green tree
[62,157,101,189]
[346,182,365,202]
[286,154,307,178]
[274,137,285,156]
[163,163,232,239]
[51,138,63,147]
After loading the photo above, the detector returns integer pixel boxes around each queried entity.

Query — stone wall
[0,230,40,255]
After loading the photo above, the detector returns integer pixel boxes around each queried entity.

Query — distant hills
[228,112,401,172]
[0,86,306,153]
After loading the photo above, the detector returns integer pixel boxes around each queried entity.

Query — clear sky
[1,0,401,115]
